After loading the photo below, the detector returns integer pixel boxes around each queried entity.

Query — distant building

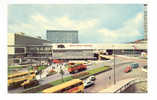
[46,30,79,43]
[144,4,147,40]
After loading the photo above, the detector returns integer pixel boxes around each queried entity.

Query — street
[84,55,147,93]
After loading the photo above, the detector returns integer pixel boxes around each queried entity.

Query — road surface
[84,55,147,93]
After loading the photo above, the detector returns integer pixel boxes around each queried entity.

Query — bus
[67,63,87,74]
[8,71,36,87]
[42,79,84,93]
[8,71,35,79]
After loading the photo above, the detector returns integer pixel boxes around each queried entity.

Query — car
[130,63,139,68]
[143,65,147,69]
[87,76,96,81]
[124,66,132,73]
[142,65,147,72]
[83,80,95,88]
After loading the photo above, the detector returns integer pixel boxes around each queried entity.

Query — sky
[8,4,144,43]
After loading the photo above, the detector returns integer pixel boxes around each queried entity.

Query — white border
[8,0,148,4]
[1,0,157,100]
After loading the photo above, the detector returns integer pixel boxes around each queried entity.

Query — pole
[113,46,116,85]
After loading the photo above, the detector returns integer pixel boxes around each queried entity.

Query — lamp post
[113,45,116,85]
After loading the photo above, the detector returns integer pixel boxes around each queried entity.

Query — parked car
[83,80,95,88]
[124,66,132,73]
[142,65,147,72]
[87,76,96,81]
[130,63,139,68]
[144,65,147,69]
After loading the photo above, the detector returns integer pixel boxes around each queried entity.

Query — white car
[87,76,96,81]
[142,65,147,72]
[83,80,95,88]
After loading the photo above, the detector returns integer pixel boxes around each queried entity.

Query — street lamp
[113,45,116,85]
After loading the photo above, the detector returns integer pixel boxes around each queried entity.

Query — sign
[69,44,92,47]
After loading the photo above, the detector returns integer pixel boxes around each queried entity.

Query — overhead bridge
[99,78,147,93]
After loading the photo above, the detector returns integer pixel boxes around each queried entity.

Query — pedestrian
[109,76,111,80]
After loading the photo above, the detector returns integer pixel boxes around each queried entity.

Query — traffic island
[22,66,111,93]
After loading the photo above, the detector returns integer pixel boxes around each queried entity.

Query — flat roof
[47,30,78,32]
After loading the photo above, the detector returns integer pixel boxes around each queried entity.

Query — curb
[80,68,112,80]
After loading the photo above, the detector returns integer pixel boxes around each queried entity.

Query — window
[57,44,65,48]
[55,82,83,93]
[15,48,25,53]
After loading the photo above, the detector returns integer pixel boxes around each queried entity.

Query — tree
[59,65,65,82]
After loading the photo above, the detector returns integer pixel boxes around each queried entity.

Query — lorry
[67,63,87,74]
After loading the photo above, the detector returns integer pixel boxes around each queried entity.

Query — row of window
[55,82,83,93]
[15,47,52,54]
[51,40,78,43]
[8,72,34,79]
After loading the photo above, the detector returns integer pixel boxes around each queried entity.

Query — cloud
[8,13,99,39]
[44,16,99,30]
[30,14,99,31]
[98,12,144,43]
[8,4,144,43]
[76,19,98,30]
[31,14,49,24]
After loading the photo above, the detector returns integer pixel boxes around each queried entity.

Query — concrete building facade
[8,33,147,65]
[8,33,52,58]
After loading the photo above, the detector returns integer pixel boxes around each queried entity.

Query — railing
[114,79,147,93]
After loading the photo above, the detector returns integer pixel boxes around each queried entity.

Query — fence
[114,79,147,93]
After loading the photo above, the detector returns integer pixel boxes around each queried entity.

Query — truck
[67,63,87,74]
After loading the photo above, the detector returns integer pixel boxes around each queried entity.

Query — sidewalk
[99,78,135,93]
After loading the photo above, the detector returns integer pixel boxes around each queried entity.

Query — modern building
[52,44,96,60]
[46,30,79,43]
[8,33,52,65]
[51,43,147,60]
[8,32,147,65]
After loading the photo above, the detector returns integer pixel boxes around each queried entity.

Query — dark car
[130,63,139,68]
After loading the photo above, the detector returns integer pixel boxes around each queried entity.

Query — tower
[144,4,147,40]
